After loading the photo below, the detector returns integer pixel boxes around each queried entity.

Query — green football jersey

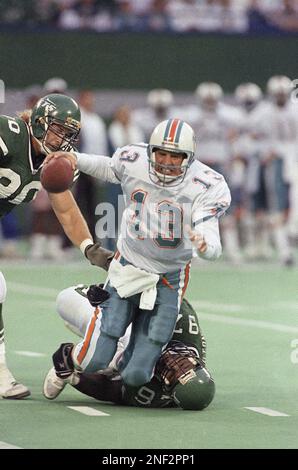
[0,115,42,217]
[121,298,206,408]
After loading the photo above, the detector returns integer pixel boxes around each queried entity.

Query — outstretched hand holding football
[41,152,77,193]
[44,151,78,171]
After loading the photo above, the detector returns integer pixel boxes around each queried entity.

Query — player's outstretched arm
[49,190,113,269]
[45,151,119,184]
[44,151,77,170]
[49,189,92,248]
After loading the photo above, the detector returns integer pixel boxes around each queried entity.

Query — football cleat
[0,365,31,399]
[43,366,79,400]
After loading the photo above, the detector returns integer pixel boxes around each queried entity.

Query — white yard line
[0,441,22,449]
[192,301,246,313]
[67,406,110,417]
[14,350,46,358]
[8,282,58,297]
[272,301,298,311]
[193,300,298,313]
[31,300,56,309]
[9,281,297,312]
[245,407,289,417]
[199,311,298,334]
[2,261,94,270]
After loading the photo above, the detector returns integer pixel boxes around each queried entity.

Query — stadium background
[0,0,297,450]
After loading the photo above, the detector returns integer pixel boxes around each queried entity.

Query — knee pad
[56,286,93,337]
[0,272,7,304]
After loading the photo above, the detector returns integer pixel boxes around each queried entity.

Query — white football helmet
[196,82,223,110]
[148,119,196,186]
[267,75,292,96]
[235,82,262,111]
[147,89,174,109]
[267,75,292,106]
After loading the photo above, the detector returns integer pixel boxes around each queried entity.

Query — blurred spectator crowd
[1,0,298,34]
[1,74,297,266]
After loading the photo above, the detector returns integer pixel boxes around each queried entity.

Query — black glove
[87,284,110,307]
[85,243,114,271]
[52,343,75,380]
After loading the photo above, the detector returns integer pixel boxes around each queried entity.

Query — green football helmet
[156,340,215,411]
[172,365,215,411]
[30,93,81,153]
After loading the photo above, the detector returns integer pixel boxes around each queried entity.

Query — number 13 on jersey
[129,190,183,248]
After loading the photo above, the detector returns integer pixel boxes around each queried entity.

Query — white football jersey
[231,102,267,192]
[250,101,298,183]
[192,104,241,165]
[76,144,231,273]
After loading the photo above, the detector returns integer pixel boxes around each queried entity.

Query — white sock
[47,236,64,260]
[272,226,291,261]
[0,342,6,367]
[30,234,47,259]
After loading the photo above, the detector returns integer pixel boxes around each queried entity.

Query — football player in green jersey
[43,285,215,411]
[0,94,113,399]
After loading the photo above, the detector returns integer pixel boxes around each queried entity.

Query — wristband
[80,238,93,255]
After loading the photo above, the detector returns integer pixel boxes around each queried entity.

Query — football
[40,157,74,193]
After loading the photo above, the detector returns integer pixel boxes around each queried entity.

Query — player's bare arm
[49,190,91,247]
[48,190,113,269]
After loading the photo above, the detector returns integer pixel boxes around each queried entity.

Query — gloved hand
[52,343,75,380]
[87,284,110,307]
[85,243,114,271]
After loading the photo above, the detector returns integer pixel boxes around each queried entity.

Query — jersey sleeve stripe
[181,262,191,298]
[73,169,80,182]
[193,214,215,226]
[0,136,8,156]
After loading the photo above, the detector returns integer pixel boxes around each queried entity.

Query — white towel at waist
[108,258,160,310]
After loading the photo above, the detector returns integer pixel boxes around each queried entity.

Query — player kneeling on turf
[43,284,215,410]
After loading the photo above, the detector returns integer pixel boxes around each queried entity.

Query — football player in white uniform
[193,82,242,262]
[233,82,266,259]
[132,89,175,140]
[249,76,296,265]
[43,119,231,389]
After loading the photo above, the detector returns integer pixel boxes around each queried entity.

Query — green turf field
[1,260,297,449]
